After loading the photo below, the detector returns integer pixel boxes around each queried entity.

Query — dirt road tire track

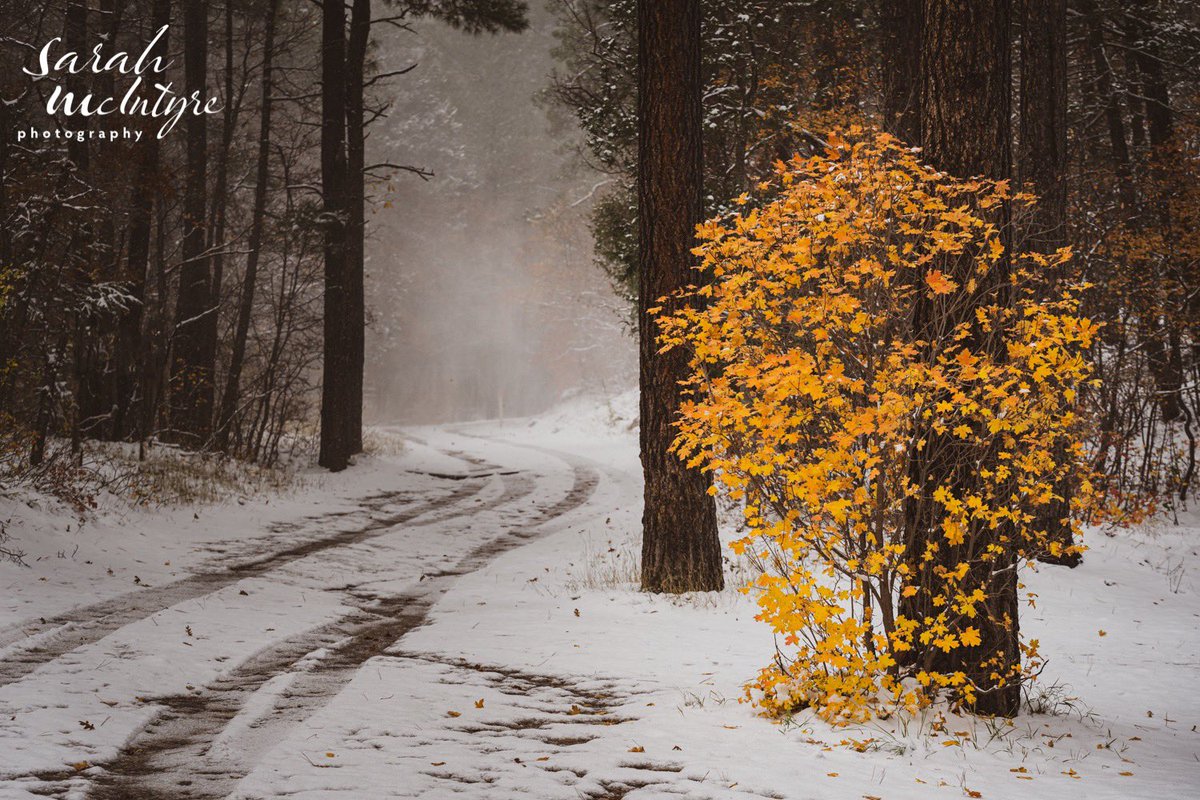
[0,454,510,689]
[31,438,599,800]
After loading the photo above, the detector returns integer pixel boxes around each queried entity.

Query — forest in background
[366,5,632,424]
[0,0,543,492]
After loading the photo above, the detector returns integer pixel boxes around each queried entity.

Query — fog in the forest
[363,7,633,424]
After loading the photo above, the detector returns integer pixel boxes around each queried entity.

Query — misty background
[362,6,633,424]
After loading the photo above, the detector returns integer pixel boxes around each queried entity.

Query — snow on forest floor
[0,392,1197,800]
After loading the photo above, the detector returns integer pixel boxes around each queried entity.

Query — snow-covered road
[0,429,604,799]
[1,399,1197,800]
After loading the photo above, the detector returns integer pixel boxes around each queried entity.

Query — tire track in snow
[0,449,503,689]
[72,443,598,800]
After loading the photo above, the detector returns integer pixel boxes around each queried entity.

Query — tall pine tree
[910,0,1020,716]
[636,0,724,593]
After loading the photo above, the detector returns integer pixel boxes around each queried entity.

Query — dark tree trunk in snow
[910,0,1020,717]
[319,0,352,471]
[1020,0,1079,566]
[169,0,215,445]
[636,0,723,594]
[345,0,369,455]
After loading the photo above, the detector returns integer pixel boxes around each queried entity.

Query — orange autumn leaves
[925,270,957,295]
[655,129,1099,724]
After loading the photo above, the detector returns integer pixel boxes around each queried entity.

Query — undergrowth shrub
[656,129,1106,723]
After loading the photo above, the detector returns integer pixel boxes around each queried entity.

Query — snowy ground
[0,392,1197,799]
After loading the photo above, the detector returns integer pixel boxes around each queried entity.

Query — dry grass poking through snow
[564,535,762,604]
[90,442,302,507]
[361,427,410,457]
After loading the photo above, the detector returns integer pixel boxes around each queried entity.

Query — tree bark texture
[637,0,723,594]
[319,0,352,471]
[909,0,1020,717]
[344,0,370,455]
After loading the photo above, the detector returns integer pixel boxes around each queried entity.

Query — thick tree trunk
[1020,0,1079,566]
[909,0,1020,717]
[169,0,215,446]
[218,0,278,452]
[637,0,723,594]
[344,0,369,455]
[319,0,352,471]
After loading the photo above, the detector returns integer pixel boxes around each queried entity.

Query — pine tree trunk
[1020,0,1079,566]
[637,0,723,594]
[218,0,278,452]
[319,0,352,471]
[169,0,214,446]
[344,0,369,455]
[910,0,1020,717]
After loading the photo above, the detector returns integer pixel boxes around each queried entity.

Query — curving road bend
[0,431,600,800]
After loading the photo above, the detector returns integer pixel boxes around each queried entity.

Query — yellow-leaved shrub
[655,129,1100,723]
